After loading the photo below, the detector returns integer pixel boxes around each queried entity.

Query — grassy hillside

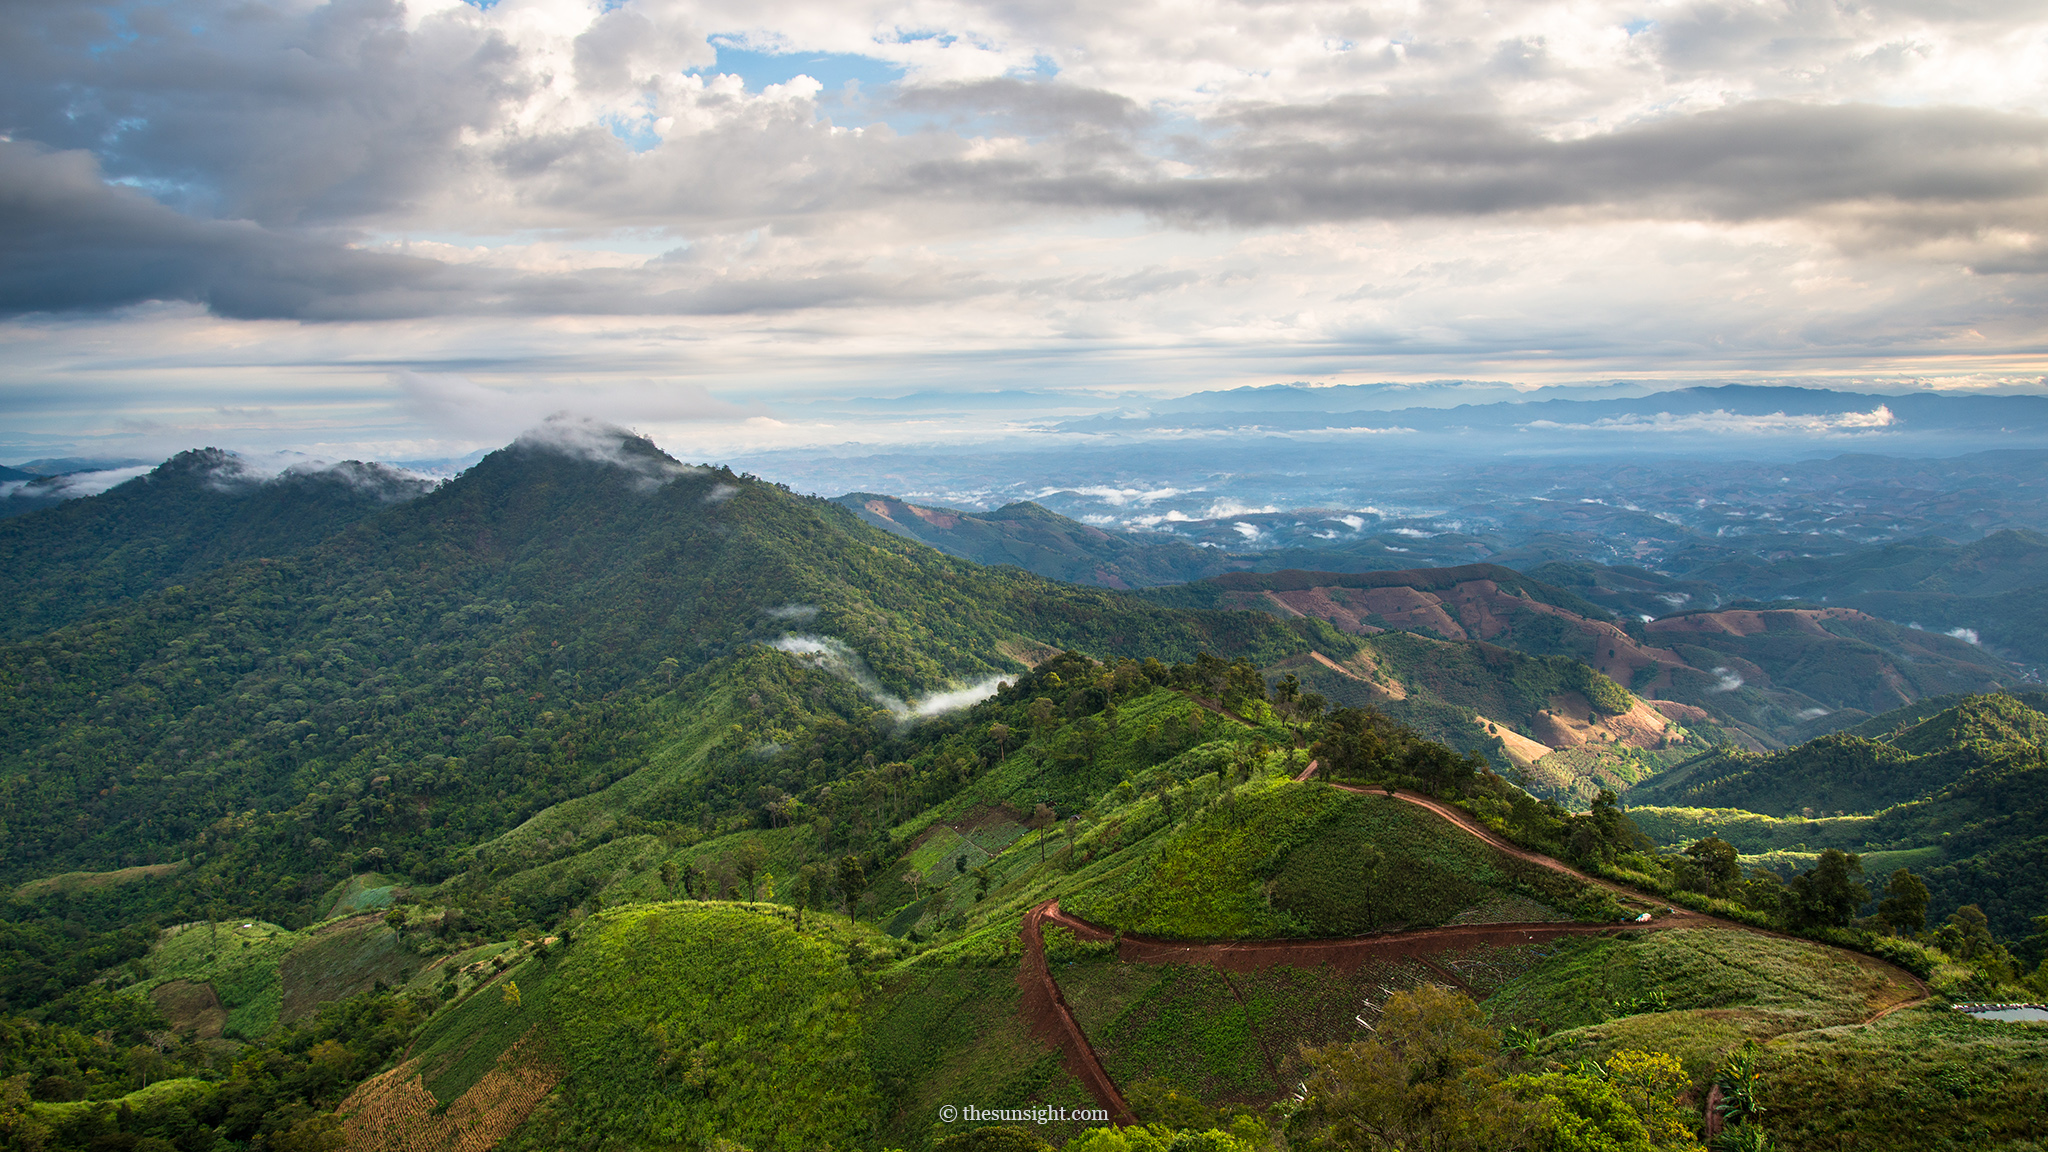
[1064,783,1612,938]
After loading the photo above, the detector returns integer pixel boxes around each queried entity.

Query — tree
[836,854,868,911]
[1029,803,1056,862]
[1937,904,2000,962]
[660,859,680,897]
[1683,837,1740,896]
[1566,791,1642,866]
[1290,986,1517,1151]
[988,722,1013,761]
[1786,849,1867,929]
[903,870,924,901]
[1875,869,1929,935]
[1312,707,1407,781]
[734,840,768,900]
[1269,673,1327,749]
[502,980,521,1008]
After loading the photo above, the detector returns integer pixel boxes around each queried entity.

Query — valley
[0,428,2042,1152]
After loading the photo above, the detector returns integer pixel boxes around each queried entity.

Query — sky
[4,0,2048,464]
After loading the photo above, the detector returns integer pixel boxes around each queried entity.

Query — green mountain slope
[1628,692,2048,938]
[0,449,435,640]
[0,427,1353,903]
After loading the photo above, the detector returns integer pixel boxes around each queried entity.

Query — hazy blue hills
[831,492,1227,588]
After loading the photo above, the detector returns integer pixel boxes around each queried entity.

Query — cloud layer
[3,0,2048,454]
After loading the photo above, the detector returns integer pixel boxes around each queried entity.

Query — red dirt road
[1036,899,1668,976]
[1295,762,1716,926]
[1018,902,1139,1125]
[1016,761,1928,1124]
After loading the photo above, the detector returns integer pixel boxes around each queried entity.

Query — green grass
[865,966,1102,1151]
[1624,806,1881,854]
[1488,930,1881,1036]
[30,1076,217,1126]
[1486,928,1901,1084]
[406,950,556,1104]
[1225,959,1433,1085]
[1760,1007,2048,1152]
[129,920,306,1040]
[317,872,398,920]
[546,901,882,1152]
[1064,783,1608,939]
[1087,964,1280,1103]
[277,915,417,1022]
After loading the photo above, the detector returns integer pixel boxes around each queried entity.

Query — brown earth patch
[1350,586,1469,639]
[150,980,227,1039]
[1308,650,1404,700]
[1472,714,1554,768]
[1260,590,1307,618]
[1604,699,1675,748]
[339,1028,560,1152]
[906,504,960,529]
[1650,700,1711,723]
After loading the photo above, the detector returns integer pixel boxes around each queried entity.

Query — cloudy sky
[4,0,2048,462]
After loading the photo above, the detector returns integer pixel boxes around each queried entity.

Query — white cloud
[1946,626,1981,645]
[1710,666,1745,692]
[770,633,1000,720]
[1523,407,1898,436]
[5,0,2048,455]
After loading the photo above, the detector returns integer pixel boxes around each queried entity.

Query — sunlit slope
[1629,692,2048,937]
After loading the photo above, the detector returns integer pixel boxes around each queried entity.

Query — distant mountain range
[1064,383,2048,447]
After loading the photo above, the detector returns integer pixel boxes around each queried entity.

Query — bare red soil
[1018,901,1139,1125]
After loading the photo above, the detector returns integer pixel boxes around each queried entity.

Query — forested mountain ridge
[0,426,1356,904]
[1626,692,2048,939]
[0,448,436,640]
[0,433,2041,1151]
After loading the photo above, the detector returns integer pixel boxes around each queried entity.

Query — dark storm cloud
[0,139,472,319]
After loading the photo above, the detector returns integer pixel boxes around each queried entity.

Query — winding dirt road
[1015,760,1928,1125]
[1018,901,1140,1125]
